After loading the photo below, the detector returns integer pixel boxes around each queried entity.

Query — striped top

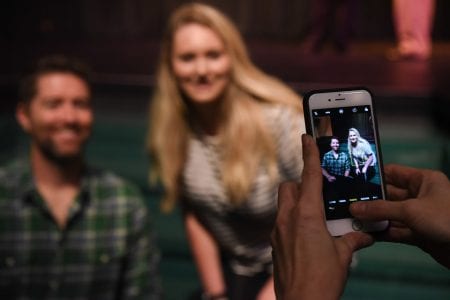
[182,104,304,276]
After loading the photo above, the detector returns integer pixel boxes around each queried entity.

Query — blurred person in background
[301,0,357,54]
[387,0,435,61]
[0,55,161,299]
[147,3,304,299]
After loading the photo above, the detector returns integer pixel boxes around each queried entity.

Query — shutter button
[352,219,363,231]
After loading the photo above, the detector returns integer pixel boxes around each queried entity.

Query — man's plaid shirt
[321,150,351,176]
[0,160,161,299]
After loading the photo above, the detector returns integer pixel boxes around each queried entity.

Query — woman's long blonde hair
[348,128,367,161]
[148,3,302,212]
[348,127,374,165]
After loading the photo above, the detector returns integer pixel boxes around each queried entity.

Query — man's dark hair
[330,136,339,143]
[19,55,92,103]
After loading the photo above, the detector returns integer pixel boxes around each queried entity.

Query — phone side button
[352,219,363,231]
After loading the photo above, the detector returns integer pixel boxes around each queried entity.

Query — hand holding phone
[303,88,388,236]
[272,135,375,299]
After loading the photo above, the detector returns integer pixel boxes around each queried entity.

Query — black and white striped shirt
[182,104,304,276]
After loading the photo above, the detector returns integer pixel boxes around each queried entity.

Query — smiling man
[321,136,350,183]
[0,55,161,299]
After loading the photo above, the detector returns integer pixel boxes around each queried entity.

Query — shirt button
[5,257,15,267]
[100,253,110,263]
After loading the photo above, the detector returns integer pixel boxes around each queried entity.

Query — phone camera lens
[328,99,331,102]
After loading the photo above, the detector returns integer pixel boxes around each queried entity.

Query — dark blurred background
[1,0,450,83]
[1,0,449,299]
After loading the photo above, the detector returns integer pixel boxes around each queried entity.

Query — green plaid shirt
[321,150,351,176]
[0,160,161,299]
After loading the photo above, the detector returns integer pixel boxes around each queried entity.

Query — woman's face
[349,131,358,144]
[171,23,232,105]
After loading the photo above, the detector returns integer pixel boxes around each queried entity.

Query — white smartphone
[303,87,388,236]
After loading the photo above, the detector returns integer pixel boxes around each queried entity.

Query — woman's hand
[362,166,368,174]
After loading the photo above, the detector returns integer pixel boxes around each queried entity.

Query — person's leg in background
[301,0,331,53]
[333,0,357,53]
[389,0,435,60]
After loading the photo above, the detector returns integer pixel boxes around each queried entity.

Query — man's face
[17,72,93,161]
[330,138,339,152]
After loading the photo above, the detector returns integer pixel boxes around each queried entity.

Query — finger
[386,184,409,201]
[337,232,374,259]
[388,220,408,228]
[384,164,423,195]
[374,226,415,244]
[277,182,298,214]
[350,199,407,222]
[273,184,296,257]
[298,134,323,208]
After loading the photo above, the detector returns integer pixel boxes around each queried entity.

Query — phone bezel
[303,87,389,236]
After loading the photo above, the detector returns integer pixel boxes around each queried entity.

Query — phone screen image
[312,105,384,220]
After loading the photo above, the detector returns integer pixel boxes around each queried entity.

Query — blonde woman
[347,127,376,181]
[148,3,304,299]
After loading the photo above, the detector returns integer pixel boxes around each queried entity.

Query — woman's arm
[362,154,373,173]
[184,212,227,298]
[353,157,360,174]
[257,276,275,300]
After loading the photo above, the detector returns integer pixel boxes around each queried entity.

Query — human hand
[362,166,368,174]
[355,167,361,175]
[328,175,337,182]
[350,164,450,269]
[271,135,374,300]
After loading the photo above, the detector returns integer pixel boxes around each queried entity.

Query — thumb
[337,232,374,257]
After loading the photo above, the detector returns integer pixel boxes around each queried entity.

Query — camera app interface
[312,105,383,220]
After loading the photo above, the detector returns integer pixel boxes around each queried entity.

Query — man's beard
[37,140,85,166]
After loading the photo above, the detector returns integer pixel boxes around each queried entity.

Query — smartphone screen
[312,104,384,220]
[304,88,388,235]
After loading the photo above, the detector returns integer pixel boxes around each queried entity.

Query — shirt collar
[12,159,93,208]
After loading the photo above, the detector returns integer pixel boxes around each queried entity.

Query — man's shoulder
[85,167,146,205]
[0,160,32,206]
[88,167,126,184]
[0,160,30,190]
[339,151,349,158]
[323,151,334,158]
[87,167,140,191]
